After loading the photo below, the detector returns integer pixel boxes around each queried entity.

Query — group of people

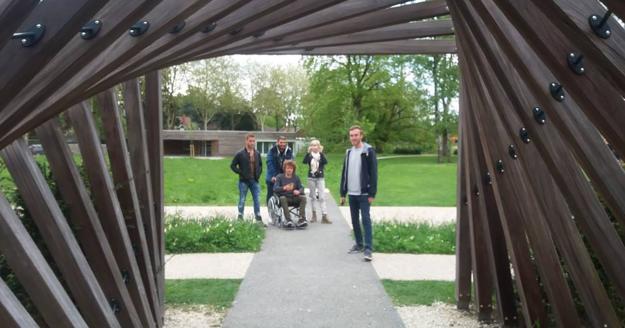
[230,125,378,261]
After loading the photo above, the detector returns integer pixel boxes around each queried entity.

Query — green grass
[373,222,456,254]
[164,154,457,206]
[382,280,456,306]
[165,279,241,308]
[165,215,265,253]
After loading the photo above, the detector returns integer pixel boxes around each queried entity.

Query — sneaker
[237,214,243,220]
[363,249,373,262]
[296,218,308,228]
[348,244,364,254]
[255,218,267,227]
[283,219,295,228]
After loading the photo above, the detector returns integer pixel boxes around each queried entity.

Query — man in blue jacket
[230,133,263,224]
[340,125,378,262]
[265,136,294,204]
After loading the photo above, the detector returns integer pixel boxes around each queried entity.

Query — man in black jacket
[340,125,378,261]
[230,133,263,224]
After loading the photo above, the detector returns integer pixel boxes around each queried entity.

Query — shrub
[392,147,422,155]
[165,215,265,253]
[373,221,455,254]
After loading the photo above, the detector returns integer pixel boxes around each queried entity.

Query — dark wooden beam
[252,40,457,55]
[0,0,38,50]
[96,89,161,326]
[0,192,87,327]
[0,139,120,328]
[35,119,143,328]
[67,102,157,328]
[233,21,454,54]
[0,276,38,327]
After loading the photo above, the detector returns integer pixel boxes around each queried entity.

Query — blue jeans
[238,180,261,218]
[349,195,372,251]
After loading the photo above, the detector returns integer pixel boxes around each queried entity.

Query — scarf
[310,152,321,174]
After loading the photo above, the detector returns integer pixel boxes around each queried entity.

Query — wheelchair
[267,194,307,229]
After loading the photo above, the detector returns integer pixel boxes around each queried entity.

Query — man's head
[277,136,287,152]
[349,125,364,147]
[283,160,296,176]
[245,133,256,149]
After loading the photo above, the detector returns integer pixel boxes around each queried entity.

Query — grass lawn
[164,154,456,206]
[165,279,241,308]
[382,280,456,306]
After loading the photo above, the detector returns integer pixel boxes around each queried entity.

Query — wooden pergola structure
[0,0,624,326]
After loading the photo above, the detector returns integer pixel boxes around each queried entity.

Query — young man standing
[230,133,263,224]
[340,126,378,261]
[265,136,294,204]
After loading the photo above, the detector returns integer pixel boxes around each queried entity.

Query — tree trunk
[441,127,450,162]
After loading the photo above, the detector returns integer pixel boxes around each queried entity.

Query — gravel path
[397,303,497,328]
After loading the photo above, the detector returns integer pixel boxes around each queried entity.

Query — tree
[411,53,459,162]
[161,65,186,129]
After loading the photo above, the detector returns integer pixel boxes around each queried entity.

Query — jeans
[238,180,261,218]
[349,195,372,251]
[266,180,275,204]
[307,178,327,214]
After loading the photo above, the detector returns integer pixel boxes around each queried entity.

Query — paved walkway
[165,205,456,225]
[222,194,405,328]
[164,253,455,281]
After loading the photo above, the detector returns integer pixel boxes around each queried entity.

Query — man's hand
[293,189,300,196]
[340,197,345,206]
[271,176,276,183]
[368,197,374,204]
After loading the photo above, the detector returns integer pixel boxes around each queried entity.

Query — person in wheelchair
[273,160,307,228]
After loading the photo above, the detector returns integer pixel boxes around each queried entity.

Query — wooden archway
[0,1,624,326]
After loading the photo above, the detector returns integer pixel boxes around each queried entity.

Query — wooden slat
[0,138,119,328]
[462,0,625,302]
[454,82,471,311]
[489,1,625,160]
[0,0,38,50]
[96,87,161,326]
[240,21,454,54]
[67,102,157,328]
[253,40,457,55]
[0,277,38,328]
[200,0,411,56]
[125,0,297,77]
[123,80,162,321]
[145,71,166,321]
[0,0,158,150]
[465,42,619,326]
[175,0,348,61]
[35,119,143,327]
[0,0,107,111]
[0,0,250,149]
[206,0,450,58]
[0,192,88,327]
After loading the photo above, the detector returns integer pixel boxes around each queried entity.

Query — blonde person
[303,139,331,224]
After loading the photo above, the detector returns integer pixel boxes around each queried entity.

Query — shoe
[363,249,373,262]
[296,218,308,228]
[321,214,332,224]
[283,219,295,228]
[255,218,267,227]
[237,214,243,220]
[310,211,317,223]
[348,244,364,254]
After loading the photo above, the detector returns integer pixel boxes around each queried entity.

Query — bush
[165,215,265,253]
[392,147,422,155]
[373,221,455,254]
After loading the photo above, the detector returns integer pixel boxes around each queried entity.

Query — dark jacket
[231,148,262,182]
[266,144,293,182]
[302,152,328,178]
[340,143,378,198]
[273,173,304,198]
